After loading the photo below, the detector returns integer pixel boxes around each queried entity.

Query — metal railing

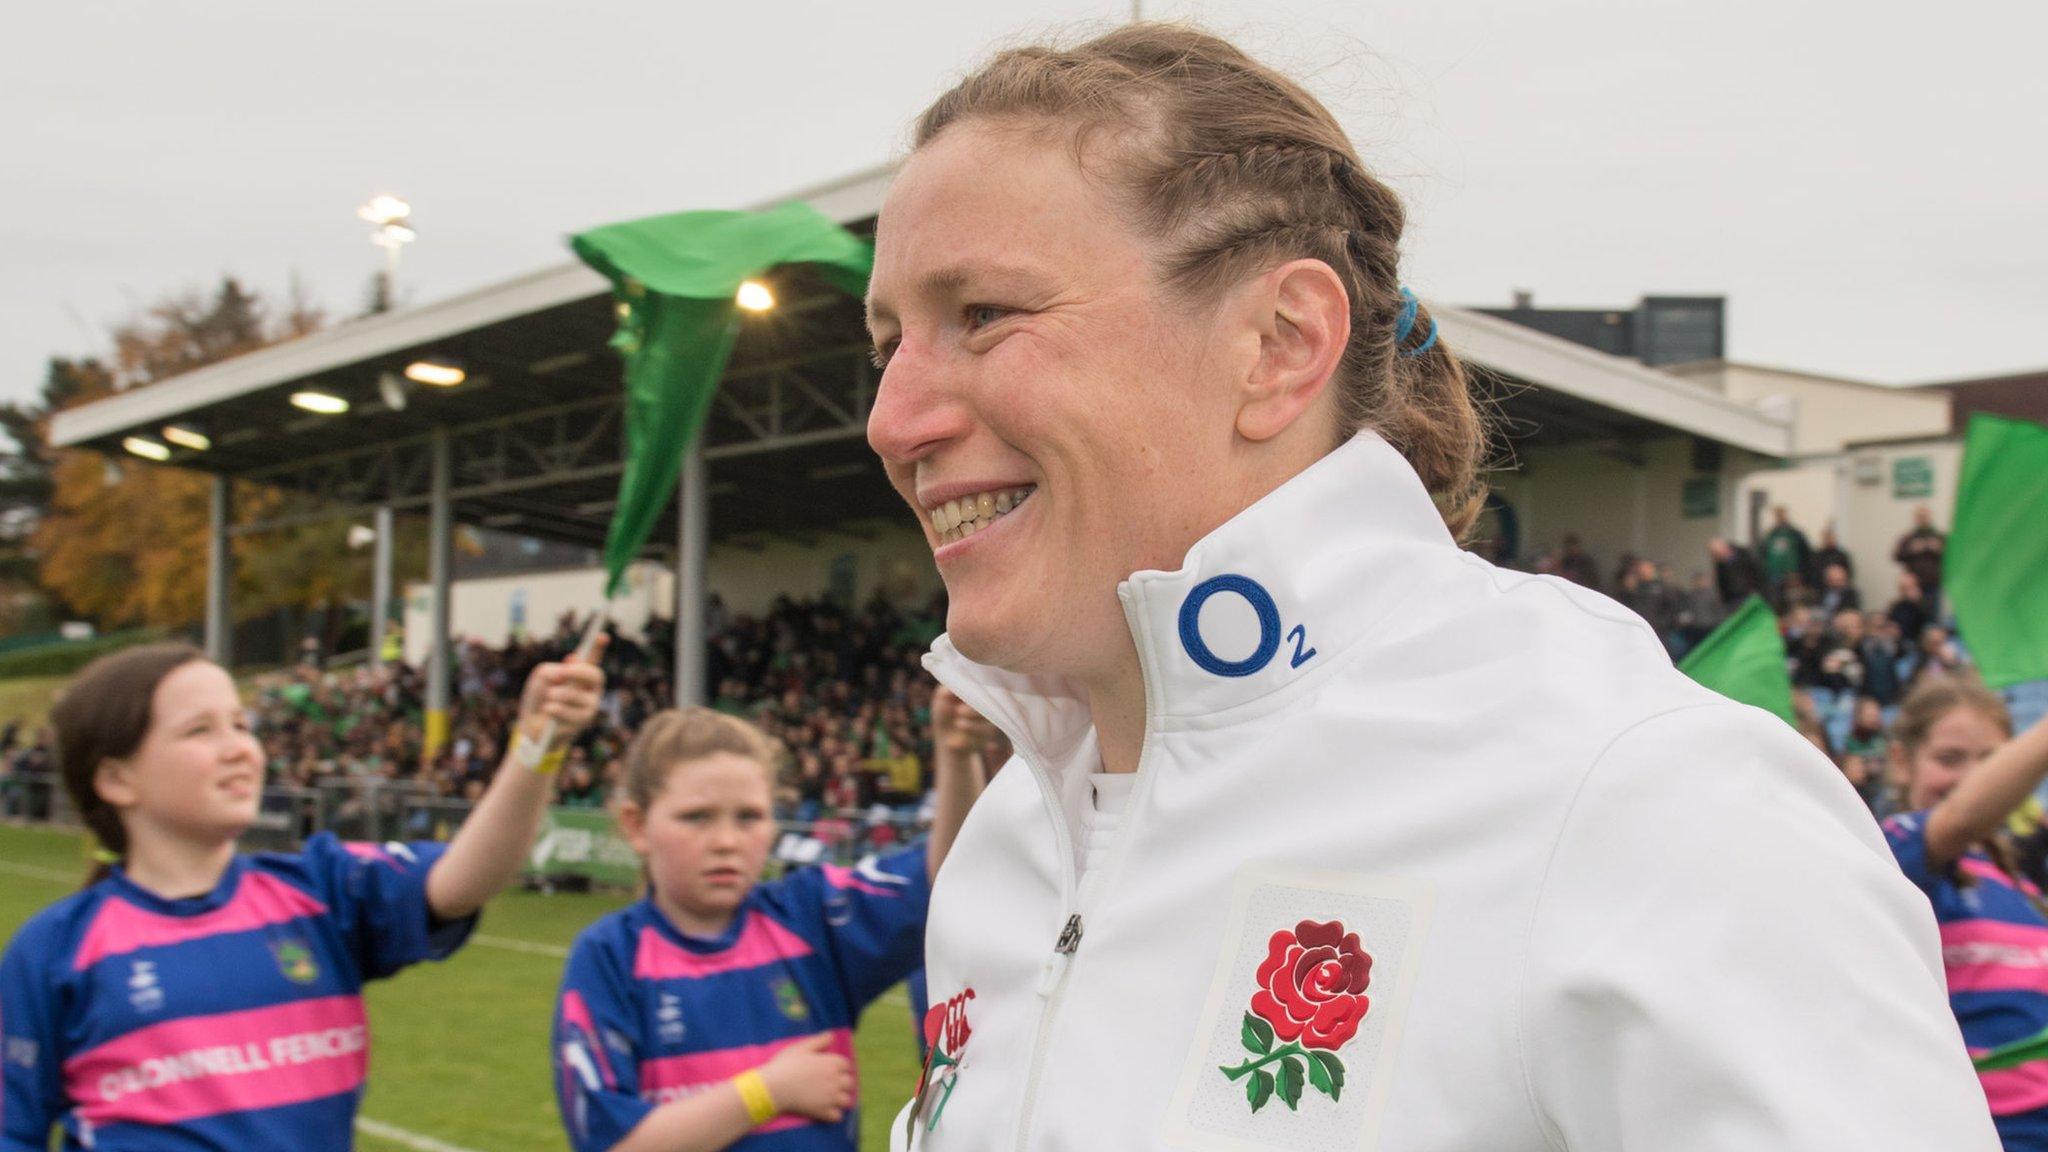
[0,768,926,885]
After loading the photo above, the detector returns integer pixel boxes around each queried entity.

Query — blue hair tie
[1393,287,1436,358]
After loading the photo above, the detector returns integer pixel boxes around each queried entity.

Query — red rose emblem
[922,987,975,1057]
[1249,919,1373,1051]
[913,987,976,1137]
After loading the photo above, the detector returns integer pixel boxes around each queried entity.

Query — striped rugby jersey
[554,843,928,1152]
[1886,810,2048,1149]
[1,834,473,1150]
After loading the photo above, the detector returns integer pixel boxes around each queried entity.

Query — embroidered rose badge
[1219,919,1371,1112]
[908,987,975,1136]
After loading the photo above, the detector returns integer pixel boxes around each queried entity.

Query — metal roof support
[425,426,452,761]
[676,436,708,708]
[370,505,394,673]
[205,475,232,667]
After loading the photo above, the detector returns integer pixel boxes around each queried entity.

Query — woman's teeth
[933,486,1034,544]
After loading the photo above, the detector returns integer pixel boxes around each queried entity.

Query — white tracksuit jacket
[894,432,1996,1151]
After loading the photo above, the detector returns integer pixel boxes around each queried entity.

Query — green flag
[1946,414,2048,688]
[1975,1023,2048,1073]
[571,202,873,598]
[1679,595,1795,725]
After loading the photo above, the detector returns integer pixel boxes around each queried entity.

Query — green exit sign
[1893,457,1934,499]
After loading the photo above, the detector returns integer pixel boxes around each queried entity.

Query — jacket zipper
[918,669,1086,1152]
[929,583,1166,1151]
[1008,751,1082,1152]
[1007,586,1168,1152]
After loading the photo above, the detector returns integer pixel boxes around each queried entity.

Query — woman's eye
[965,304,1011,331]
[870,341,896,370]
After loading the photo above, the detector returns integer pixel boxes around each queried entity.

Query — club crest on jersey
[1219,919,1369,1114]
[773,977,811,1022]
[126,960,163,1013]
[906,987,975,1140]
[272,937,320,984]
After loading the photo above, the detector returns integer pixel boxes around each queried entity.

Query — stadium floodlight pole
[205,475,232,667]
[358,195,416,311]
[676,435,709,707]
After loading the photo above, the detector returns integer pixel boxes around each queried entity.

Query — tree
[0,358,110,632]
[32,277,346,631]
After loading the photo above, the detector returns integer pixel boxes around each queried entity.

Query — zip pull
[1037,914,1084,997]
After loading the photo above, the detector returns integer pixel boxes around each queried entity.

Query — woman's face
[99,661,264,849]
[1900,706,2008,811]
[866,122,1259,681]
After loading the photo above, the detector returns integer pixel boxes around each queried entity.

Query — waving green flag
[1679,595,1796,725]
[1975,1024,2048,1073]
[1945,414,2048,688]
[571,202,873,598]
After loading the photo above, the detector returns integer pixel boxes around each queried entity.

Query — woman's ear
[1234,258,1350,444]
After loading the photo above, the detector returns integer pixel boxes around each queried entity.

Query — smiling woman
[863,21,2001,1152]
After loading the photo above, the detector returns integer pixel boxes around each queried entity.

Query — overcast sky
[4,0,2041,408]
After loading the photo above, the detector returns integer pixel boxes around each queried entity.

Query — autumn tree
[30,276,368,633]
[0,358,107,633]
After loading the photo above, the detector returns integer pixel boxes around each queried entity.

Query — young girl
[552,691,985,1152]
[1,640,604,1150]
[1883,678,2048,1149]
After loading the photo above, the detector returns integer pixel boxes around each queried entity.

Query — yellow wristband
[732,1069,778,1125]
[513,733,568,777]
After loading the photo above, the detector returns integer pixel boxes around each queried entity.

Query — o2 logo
[1176,575,1315,679]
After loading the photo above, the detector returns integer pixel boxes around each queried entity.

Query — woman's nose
[866,346,970,467]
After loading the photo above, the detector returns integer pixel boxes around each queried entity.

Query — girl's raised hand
[932,685,999,757]
[516,635,609,748]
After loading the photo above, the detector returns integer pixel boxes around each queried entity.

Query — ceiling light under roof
[404,359,466,387]
[735,280,775,312]
[161,425,211,451]
[290,390,350,415]
[122,437,171,461]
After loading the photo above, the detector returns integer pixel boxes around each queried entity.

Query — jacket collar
[924,431,1457,770]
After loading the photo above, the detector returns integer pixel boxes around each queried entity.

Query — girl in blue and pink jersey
[2,640,605,1151]
[1883,677,2048,1149]
[552,692,988,1152]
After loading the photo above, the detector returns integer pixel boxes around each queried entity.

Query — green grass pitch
[0,823,923,1151]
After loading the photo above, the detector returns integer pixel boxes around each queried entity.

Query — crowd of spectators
[0,590,964,837]
[2,508,2036,840]
[1521,505,2045,817]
